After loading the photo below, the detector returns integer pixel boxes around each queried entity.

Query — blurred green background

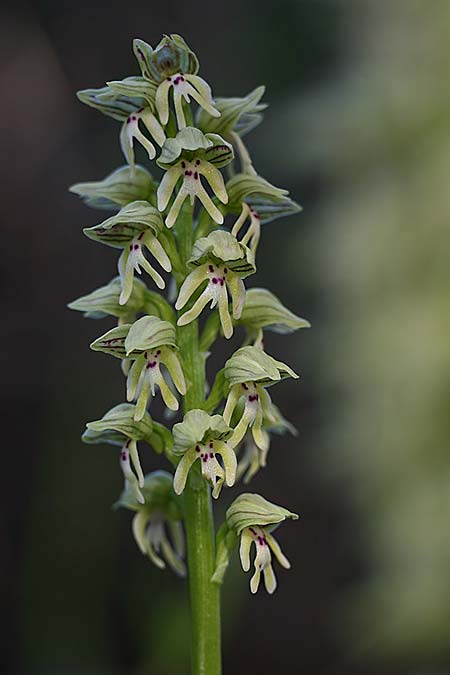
[2,0,450,673]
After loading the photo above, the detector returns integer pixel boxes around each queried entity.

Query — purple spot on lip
[209,452,214,458]
[219,279,224,286]
[212,278,218,284]
[195,445,200,452]
[194,172,198,180]
[208,265,214,273]
[134,244,139,250]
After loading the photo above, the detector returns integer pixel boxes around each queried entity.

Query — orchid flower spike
[115,470,186,576]
[77,78,165,175]
[83,201,172,305]
[172,410,237,499]
[223,346,298,449]
[133,35,220,130]
[91,316,186,419]
[156,127,233,227]
[82,403,154,504]
[227,493,298,594]
[175,230,255,339]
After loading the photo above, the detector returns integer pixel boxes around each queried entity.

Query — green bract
[70,166,157,211]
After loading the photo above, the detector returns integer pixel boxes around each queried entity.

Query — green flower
[82,403,154,504]
[223,346,298,449]
[68,276,148,323]
[77,79,165,174]
[175,231,255,339]
[227,493,298,594]
[196,86,266,139]
[133,35,220,130]
[172,410,237,499]
[84,201,171,305]
[91,316,186,419]
[116,470,186,576]
[156,127,233,227]
[226,173,302,226]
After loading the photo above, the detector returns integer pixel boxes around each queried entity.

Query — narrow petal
[251,405,269,451]
[126,357,144,401]
[259,387,276,423]
[227,273,246,320]
[162,349,187,395]
[250,565,261,594]
[166,185,189,228]
[160,531,186,577]
[128,439,145,488]
[195,183,224,224]
[155,79,171,125]
[265,532,291,569]
[239,529,253,571]
[168,520,185,558]
[135,374,151,420]
[177,287,212,326]
[132,511,148,554]
[200,163,228,203]
[146,539,166,570]
[218,287,233,339]
[184,74,221,117]
[173,90,187,129]
[175,264,208,310]
[211,474,225,499]
[263,562,277,594]
[158,374,179,411]
[119,122,135,174]
[133,126,156,160]
[223,385,240,425]
[141,108,166,146]
[145,235,172,272]
[217,441,237,487]
[230,407,253,448]
[173,448,197,495]
[138,254,166,289]
[118,248,134,306]
[231,203,250,238]
[157,166,182,211]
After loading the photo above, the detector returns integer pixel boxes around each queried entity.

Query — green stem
[176,208,222,675]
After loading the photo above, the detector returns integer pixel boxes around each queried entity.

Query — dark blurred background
[2,0,450,673]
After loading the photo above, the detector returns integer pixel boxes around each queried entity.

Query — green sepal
[196,86,266,137]
[172,409,232,456]
[124,316,177,355]
[70,165,157,211]
[157,128,234,169]
[226,173,302,224]
[188,231,255,277]
[211,522,238,585]
[68,276,147,320]
[224,345,299,387]
[83,200,164,249]
[238,287,311,334]
[134,34,199,83]
[106,76,157,110]
[90,324,131,358]
[114,470,181,517]
[82,403,153,446]
[77,85,141,121]
[226,493,298,535]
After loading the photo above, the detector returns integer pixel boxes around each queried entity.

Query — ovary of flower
[119,442,145,504]
[157,159,228,228]
[118,230,172,305]
[132,510,186,577]
[155,72,220,130]
[231,203,261,253]
[173,440,237,499]
[127,348,187,420]
[239,526,291,594]
[224,382,275,450]
[175,263,246,339]
[120,107,166,175]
